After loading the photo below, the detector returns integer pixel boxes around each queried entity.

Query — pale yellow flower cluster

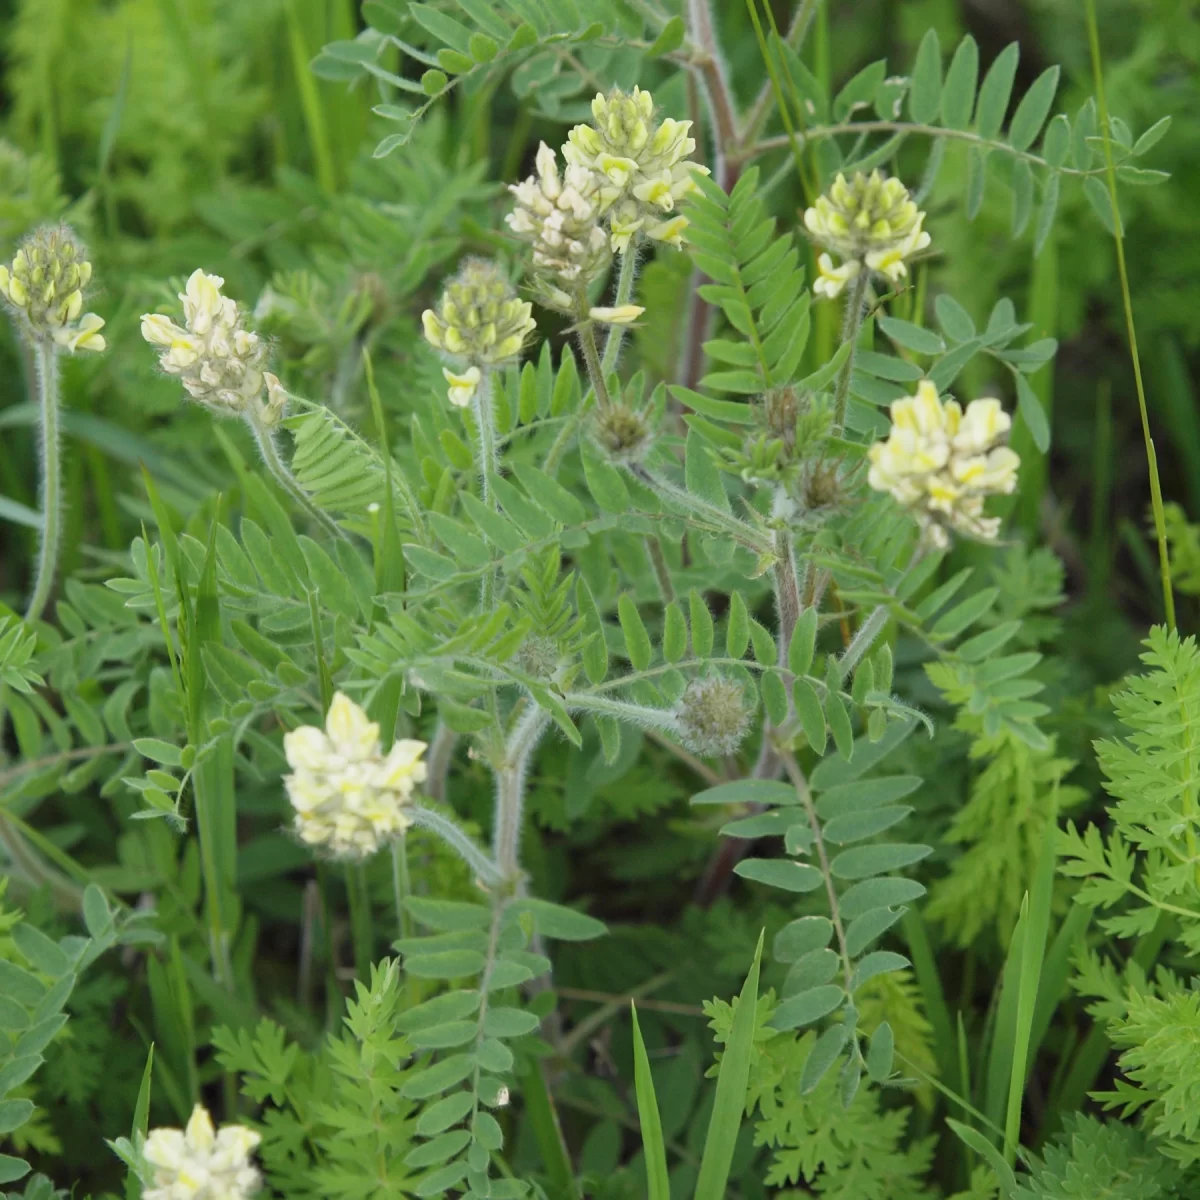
[0,226,106,351]
[563,86,709,253]
[141,270,284,426]
[507,141,613,312]
[142,1104,261,1200]
[421,259,536,406]
[867,380,1020,548]
[805,171,931,300]
[283,692,428,860]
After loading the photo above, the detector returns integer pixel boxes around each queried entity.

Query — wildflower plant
[0,3,1187,1200]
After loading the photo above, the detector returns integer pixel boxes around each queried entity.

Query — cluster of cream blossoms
[805,170,931,300]
[421,259,537,408]
[141,270,285,427]
[563,86,709,253]
[506,141,641,324]
[142,1103,261,1200]
[868,380,1020,548]
[283,691,428,860]
[0,225,106,352]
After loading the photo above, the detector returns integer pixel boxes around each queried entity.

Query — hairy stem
[773,525,802,666]
[472,369,499,510]
[782,750,854,992]
[248,412,346,541]
[628,463,774,554]
[564,692,683,736]
[493,705,550,883]
[424,720,459,804]
[746,120,1111,176]
[408,804,503,889]
[839,604,889,682]
[577,318,614,413]
[471,369,501,610]
[25,340,62,624]
[601,248,641,375]
[646,535,675,603]
[832,270,870,434]
[686,0,738,185]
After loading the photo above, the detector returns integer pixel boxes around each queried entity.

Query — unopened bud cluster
[0,226,106,352]
[283,692,428,860]
[805,171,931,299]
[141,270,284,426]
[867,380,1019,548]
[564,87,708,253]
[142,1103,261,1200]
[676,676,752,757]
[422,259,536,407]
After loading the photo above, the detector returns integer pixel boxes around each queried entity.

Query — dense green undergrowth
[1,0,1199,1197]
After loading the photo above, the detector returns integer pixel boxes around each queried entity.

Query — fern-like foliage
[705,988,934,1197]
[1061,627,1200,950]
[1014,1113,1183,1198]
[684,169,811,396]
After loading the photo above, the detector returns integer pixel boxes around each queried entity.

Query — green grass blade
[1084,0,1174,628]
[1028,900,1091,1063]
[948,1118,1017,1199]
[983,908,1025,1136]
[521,1059,579,1199]
[902,908,958,1094]
[631,1003,670,1200]
[1003,788,1057,1162]
[694,930,763,1200]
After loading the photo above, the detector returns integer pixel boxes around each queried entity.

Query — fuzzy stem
[601,247,641,375]
[391,836,411,943]
[493,705,550,883]
[470,369,501,609]
[564,692,683,735]
[628,462,774,554]
[247,412,346,541]
[577,318,615,413]
[25,340,62,624]
[423,721,459,804]
[832,270,870,434]
[407,804,503,889]
[646,535,675,603]
[543,414,579,475]
[686,0,738,185]
[472,369,499,510]
[782,750,854,992]
[346,863,373,980]
[773,525,802,667]
[839,603,889,682]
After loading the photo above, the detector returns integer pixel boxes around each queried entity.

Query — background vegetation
[0,0,1198,1196]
